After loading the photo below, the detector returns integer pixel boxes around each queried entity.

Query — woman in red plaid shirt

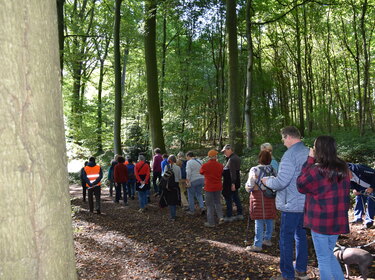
[297,136,351,280]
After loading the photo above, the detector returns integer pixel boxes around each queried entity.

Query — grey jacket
[266,141,309,213]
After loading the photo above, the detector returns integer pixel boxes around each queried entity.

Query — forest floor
[70,184,375,280]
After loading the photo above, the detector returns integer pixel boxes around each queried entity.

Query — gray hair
[260,143,273,152]
[177,151,185,158]
[138,154,145,161]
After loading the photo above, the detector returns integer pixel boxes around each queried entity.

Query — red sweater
[135,161,150,183]
[200,159,223,192]
[114,163,128,183]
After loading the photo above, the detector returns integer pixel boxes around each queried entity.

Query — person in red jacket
[200,149,224,227]
[114,156,129,205]
[244,150,277,252]
[135,154,151,212]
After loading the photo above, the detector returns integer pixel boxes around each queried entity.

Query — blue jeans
[115,182,127,203]
[279,212,308,279]
[187,178,204,212]
[254,219,274,248]
[311,231,344,280]
[354,193,375,225]
[224,190,243,217]
[127,180,136,197]
[138,190,148,209]
[169,205,177,219]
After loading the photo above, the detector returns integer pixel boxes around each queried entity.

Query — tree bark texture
[144,0,166,153]
[226,0,243,154]
[0,1,77,279]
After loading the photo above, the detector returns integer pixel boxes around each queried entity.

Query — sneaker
[270,275,287,280]
[235,215,244,221]
[295,271,309,280]
[204,222,215,228]
[263,240,272,246]
[223,216,234,222]
[245,245,262,252]
[200,208,206,215]
[138,208,144,213]
[218,218,225,225]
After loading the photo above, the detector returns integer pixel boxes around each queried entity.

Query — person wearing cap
[221,144,243,222]
[347,163,375,229]
[261,126,309,280]
[200,150,224,227]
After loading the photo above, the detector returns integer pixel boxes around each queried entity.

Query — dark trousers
[224,190,243,217]
[81,181,87,201]
[153,171,162,194]
[115,182,127,203]
[88,186,101,212]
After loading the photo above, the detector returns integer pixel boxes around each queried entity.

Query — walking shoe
[263,240,272,246]
[218,218,225,225]
[245,245,262,252]
[204,222,215,228]
[223,216,234,222]
[96,210,101,215]
[234,215,244,221]
[200,207,206,215]
[270,275,287,280]
[295,271,309,280]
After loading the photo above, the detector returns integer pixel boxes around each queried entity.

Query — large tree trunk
[0,1,77,279]
[226,0,243,155]
[144,0,166,153]
[113,0,122,155]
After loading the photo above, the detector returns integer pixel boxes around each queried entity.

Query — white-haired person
[260,142,279,174]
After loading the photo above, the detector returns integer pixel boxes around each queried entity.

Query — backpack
[255,165,277,198]
[126,164,135,180]
[348,163,375,190]
[160,165,176,191]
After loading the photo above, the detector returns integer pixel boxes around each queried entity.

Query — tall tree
[144,0,166,152]
[226,0,243,154]
[113,0,122,154]
[57,0,65,74]
[0,1,77,279]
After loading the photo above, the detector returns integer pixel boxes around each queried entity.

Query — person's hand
[353,189,360,196]
[231,184,236,191]
[141,181,145,185]
[245,185,251,193]
[366,187,373,194]
[309,148,315,158]
[261,177,268,186]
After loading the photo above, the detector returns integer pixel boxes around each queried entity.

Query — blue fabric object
[311,231,345,280]
[279,212,308,279]
[254,219,274,248]
[354,194,375,226]
[161,159,169,175]
[169,205,177,219]
[180,160,187,179]
[138,190,148,209]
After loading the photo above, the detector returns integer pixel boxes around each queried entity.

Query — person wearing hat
[221,144,243,222]
[200,150,224,227]
[348,163,375,229]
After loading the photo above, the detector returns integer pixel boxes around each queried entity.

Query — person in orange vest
[83,157,103,214]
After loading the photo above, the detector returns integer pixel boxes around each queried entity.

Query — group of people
[79,125,375,280]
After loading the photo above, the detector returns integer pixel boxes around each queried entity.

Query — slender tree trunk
[0,1,77,279]
[113,0,122,155]
[121,47,129,98]
[226,0,243,154]
[294,3,305,136]
[244,0,253,149]
[144,0,166,153]
[160,15,167,119]
[56,0,65,74]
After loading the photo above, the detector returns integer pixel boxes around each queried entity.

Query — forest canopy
[60,0,375,158]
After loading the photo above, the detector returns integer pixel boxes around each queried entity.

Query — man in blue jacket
[262,126,309,280]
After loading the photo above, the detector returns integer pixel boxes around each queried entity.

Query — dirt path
[70,184,374,280]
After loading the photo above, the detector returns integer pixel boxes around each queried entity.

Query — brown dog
[334,244,373,280]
